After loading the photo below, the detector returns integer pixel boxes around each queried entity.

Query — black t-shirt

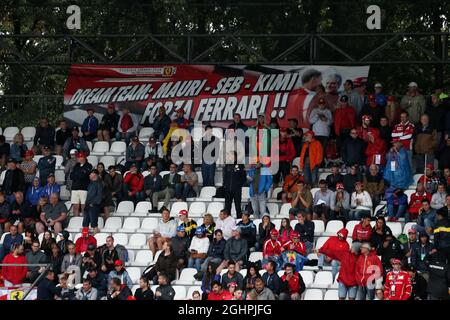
[0,143,10,158]
[134,288,154,300]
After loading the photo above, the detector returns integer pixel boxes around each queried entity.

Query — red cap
[305,130,315,137]
[336,183,344,190]
[178,209,188,216]
[391,258,402,265]
[387,96,396,102]
[368,94,376,101]
[25,150,34,157]
[114,259,124,266]
[426,163,434,170]
[270,229,279,237]
[77,151,87,159]
[362,115,372,121]
[290,231,300,239]
[81,227,89,235]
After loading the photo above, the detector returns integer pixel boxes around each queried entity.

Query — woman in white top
[349,181,373,220]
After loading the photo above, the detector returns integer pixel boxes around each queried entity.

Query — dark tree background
[0,0,449,125]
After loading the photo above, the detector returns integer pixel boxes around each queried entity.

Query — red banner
[64,64,369,128]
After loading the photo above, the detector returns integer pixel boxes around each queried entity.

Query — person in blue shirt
[42,174,60,199]
[0,224,23,261]
[374,83,387,108]
[81,108,99,142]
[26,177,45,216]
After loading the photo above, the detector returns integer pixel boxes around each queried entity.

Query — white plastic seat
[271,187,282,199]
[158,171,170,178]
[173,268,197,285]
[118,217,140,233]
[101,217,122,233]
[127,234,147,250]
[115,201,134,217]
[0,232,10,244]
[87,155,98,167]
[386,222,402,237]
[138,127,154,141]
[278,203,292,217]
[403,222,416,235]
[248,252,263,263]
[131,250,153,266]
[21,126,36,141]
[94,233,109,246]
[292,157,300,169]
[54,155,64,169]
[3,127,19,140]
[310,188,320,198]
[323,220,344,236]
[197,186,217,200]
[153,250,163,264]
[186,286,202,299]
[131,285,140,295]
[272,219,282,230]
[304,289,323,300]
[86,141,93,151]
[55,170,65,185]
[324,290,339,300]
[319,172,330,182]
[73,233,82,243]
[315,237,329,250]
[127,267,142,284]
[33,155,44,164]
[170,202,188,216]
[345,221,359,236]
[330,272,339,289]
[139,217,158,233]
[99,155,116,169]
[409,174,423,189]
[207,202,224,218]
[0,170,6,185]
[133,201,152,217]
[312,271,333,289]
[107,141,126,156]
[66,217,84,232]
[299,270,314,288]
[404,189,416,203]
[90,141,110,156]
[189,202,206,217]
[312,220,325,236]
[173,286,187,300]
[112,233,128,246]
[266,203,279,217]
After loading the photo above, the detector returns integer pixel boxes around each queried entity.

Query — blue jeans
[188,257,205,271]
[387,204,407,218]
[318,256,340,280]
[414,220,435,234]
[175,183,197,201]
[201,163,216,187]
[338,282,358,299]
[357,286,375,300]
[305,241,314,254]
[303,158,318,186]
[83,204,100,228]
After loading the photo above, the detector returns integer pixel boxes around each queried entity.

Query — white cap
[408,82,418,88]
[374,83,383,88]
[70,149,78,155]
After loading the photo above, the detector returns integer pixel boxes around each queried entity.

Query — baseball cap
[72,126,79,132]
[114,259,124,266]
[339,95,349,103]
[426,163,434,170]
[318,97,326,105]
[305,130,315,137]
[195,227,205,235]
[374,83,383,88]
[270,229,279,236]
[25,150,34,157]
[77,151,87,159]
[407,228,416,234]
[69,149,78,155]
[149,137,157,143]
[336,183,344,190]
[368,94,376,101]
[129,163,137,169]
[87,244,96,251]
[176,225,185,232]
[178,209,188,216]
[47,173,55,178]
[290,231,300,239]
[82,227,89,235]
[408,82,418,88]
[43,146,51,151]
[391,258,402,265]
[360,242,371,250]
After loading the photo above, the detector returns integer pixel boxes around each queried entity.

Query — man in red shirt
[334,95,357,154]
[383,258,412,300]
[391,111,415,170]
[273,128,296,187]
[355,242,383,300]
[317,228,349,275]
[282,231,306,256]
[207,281,233,300]
[279,263,306,300]
[75,227,97,254]
[408,182,432,221]
[352,213,372,251]
[123,163,144,204]
[2,243,27,286]
[263,229,282,260]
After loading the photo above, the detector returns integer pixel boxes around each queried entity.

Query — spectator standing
[55,120,72,156]
[400,82,426,124]
[326,163,344,192]
[70,152,92,216]
[392,111,415,170]
[309,97,332,157]
[334,95,357,152]
[151,106,171,141]
[98,103,119,142]
[383,259,412,300]
[83,170,103,232]
[384,141,413,190]
[64,149,78,191]
[152,163,180,211]
[355,242,383,300]
[0,135,10,169]
[341,129,366,168]
[200,124,219,187]
[81,108,99,141]
[37,146,56,186]
[116,107,139,145]
[223,152,246,219]
[33,118,55,154]
[247,162,272,218]
[36,269,58,300]
[125,136,145,171]
[414,114,437,173]
[299,130,323,186]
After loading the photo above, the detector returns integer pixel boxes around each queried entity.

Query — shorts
[71,190,88,205]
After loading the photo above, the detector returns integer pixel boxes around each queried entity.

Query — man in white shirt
[147,207,177,256]
[215,209,236,240]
